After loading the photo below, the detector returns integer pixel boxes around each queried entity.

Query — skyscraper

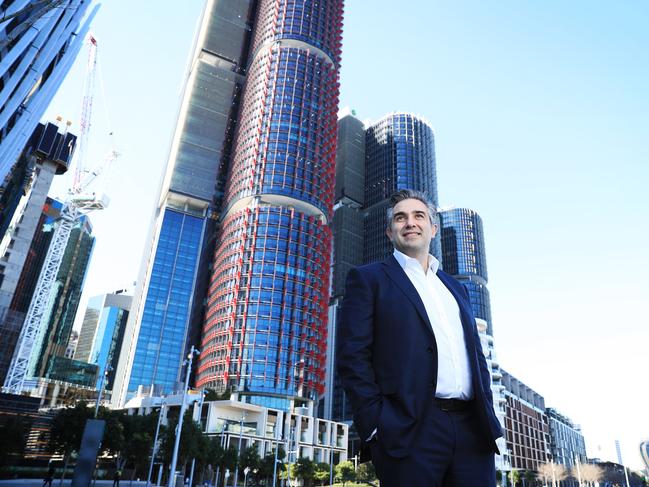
[439,207,493,334]
[112,0,259,407]
[75,291,131,390]
[326,110,364,422]
[363,113,439,264]
[31,215,95,378]
[196,0,344,410]
[0,0,98,182]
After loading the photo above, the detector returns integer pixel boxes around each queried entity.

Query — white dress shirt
[393,249,473,400]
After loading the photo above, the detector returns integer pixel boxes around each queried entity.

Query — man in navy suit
[337,189,502,486]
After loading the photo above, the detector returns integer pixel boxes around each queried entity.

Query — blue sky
[45,1,648,470]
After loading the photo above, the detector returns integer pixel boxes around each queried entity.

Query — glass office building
[0,0,97,182]
[363,113,440,264]
[439,207,493,335]
[31,216,95,379]
[197,0,344,408]
[111,0,259,406]
[75,292,131,390]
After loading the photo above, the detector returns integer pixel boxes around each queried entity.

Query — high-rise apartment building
[0,0,97,182]
[546,407,587,469]
[476,318,508,471]
[501,369,551,471]
[363,113,439,264]
[111,0,259,406]
[439,207,493,335]
[196,0,344,411]
[75,291,131,390]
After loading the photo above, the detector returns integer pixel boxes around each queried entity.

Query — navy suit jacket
[337,255,503,458]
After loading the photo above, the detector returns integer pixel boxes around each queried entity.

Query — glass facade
[335,113,365,205]
[440,207,493,334]
[75,293,131,390]
[546,408,587,468]
[0,0,95,181]
[198,206,330,401]
[112,0,258,407]
[364,113,437,208]
[363,113,439,264]
[197,0,344,406]
[32,217,95,378]
[127,209,204,397]
[222,46,339,216]
[45,355,98,388]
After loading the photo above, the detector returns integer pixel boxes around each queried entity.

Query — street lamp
[214,422,227,487]
[167,346,200,487]
[271,432,283,487]
[147,401,166,487]
[94,363,113,418]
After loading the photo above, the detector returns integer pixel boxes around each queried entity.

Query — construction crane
[2,34,118,394]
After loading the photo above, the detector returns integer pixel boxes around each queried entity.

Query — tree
[159,409,206,470]
[509,469,520,487]
[239,446,260,484]
[313,462,330,486]
[536,463,554,486]
[553,463,568,484]
[536,462,568,487]
[292,457,315,487]
[258,453,277,485]
[356,462,377,483]
[579,463,604,487]
[0,414,32,465]
[524,469,536,486]
[118,412,160,479]
[335,460,356,487]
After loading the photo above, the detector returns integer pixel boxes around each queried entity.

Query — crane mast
[2,34,116,394]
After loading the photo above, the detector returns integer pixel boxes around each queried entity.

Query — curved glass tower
[197,0,344,408]
[363,113,439,263]
[439,207,493,334]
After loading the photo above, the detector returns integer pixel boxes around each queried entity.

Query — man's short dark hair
[386,189,438,228]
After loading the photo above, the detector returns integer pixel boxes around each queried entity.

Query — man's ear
[386,226,393,242]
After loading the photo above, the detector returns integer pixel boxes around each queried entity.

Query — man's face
[386,198,437,258]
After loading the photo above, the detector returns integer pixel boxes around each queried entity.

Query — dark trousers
[370,402,496,487]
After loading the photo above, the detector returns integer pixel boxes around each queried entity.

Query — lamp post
[167,346,200,487]
[188,390,206,487]
[271,432,282,487]
[94,364,113,418]
[214,422,226,487]
[147,401,166,487]
[233,413,246,487]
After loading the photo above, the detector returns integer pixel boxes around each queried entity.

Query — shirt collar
[393,249,440,274]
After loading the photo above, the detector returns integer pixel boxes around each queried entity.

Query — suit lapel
[381,255,435,340]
